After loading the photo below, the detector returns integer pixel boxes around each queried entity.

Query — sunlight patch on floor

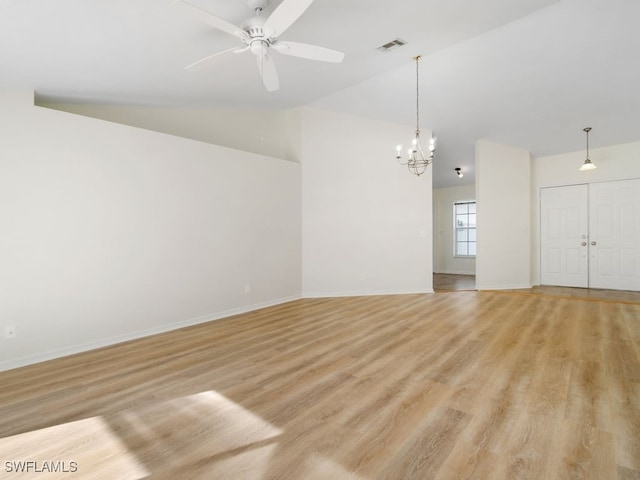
[0,391,287,479]
[0,416,149,479]
[107,390,284,477]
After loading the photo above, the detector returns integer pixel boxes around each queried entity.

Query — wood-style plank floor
[433,273,476,291]
[1,291,639,479]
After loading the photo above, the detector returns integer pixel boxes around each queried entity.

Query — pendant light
[579,127,597,171]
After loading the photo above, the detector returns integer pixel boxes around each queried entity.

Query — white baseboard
[434,270,476,276]
[0,295,301,373]
[476,283,532,291]
[303,289,434,298]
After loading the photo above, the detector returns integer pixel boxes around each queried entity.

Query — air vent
[377,38,407,52]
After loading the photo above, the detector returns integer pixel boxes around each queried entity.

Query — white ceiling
[1,0,639,187]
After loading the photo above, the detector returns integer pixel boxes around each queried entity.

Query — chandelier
[395,55,436,176]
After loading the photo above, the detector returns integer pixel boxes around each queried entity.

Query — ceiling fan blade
[178,0,248,41]
[186,46,248,71]
[256,53,280,92]
[272,41,344,63]
[263,0,314,37]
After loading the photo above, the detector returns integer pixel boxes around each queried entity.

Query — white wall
[433,185,476,275]
[0,90,301,371]
[301,107,433,296]
[531,140,640,285]
[39,102,300,163]
[1,95,437,370]
[476,140,531,290]
[534,140,640,188]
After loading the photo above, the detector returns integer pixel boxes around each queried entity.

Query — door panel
[540,185,589,287]
[589,179,640,290]
[566,248,582,274]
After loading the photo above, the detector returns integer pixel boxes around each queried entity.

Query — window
[454,201,476,257]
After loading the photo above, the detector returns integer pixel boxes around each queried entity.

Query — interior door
[540,185,589,287]
[589,178,640,290]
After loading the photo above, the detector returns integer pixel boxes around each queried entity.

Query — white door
[589,179,640,290]
[540,185,589,287]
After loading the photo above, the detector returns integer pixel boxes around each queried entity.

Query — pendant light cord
[584,127,591,160]
[586,129,589,159]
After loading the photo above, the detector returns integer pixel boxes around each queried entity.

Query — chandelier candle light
[395,55,436,176]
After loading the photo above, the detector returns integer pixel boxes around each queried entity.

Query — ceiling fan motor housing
[243,16,273,38]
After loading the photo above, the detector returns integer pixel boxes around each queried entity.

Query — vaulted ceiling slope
[313,0,640,187]
[1,0,639,187]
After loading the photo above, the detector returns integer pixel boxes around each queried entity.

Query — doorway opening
[433,273,476,292]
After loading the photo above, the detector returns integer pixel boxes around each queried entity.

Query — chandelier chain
[415,55,420,134]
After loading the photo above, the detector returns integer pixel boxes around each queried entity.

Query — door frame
[539,184,589,288]
[538,178,640,291]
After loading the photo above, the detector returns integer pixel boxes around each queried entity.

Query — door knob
[591,241,597,246]
[581,242,587,246]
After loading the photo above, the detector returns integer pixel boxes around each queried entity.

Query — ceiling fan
[179,0,345,92]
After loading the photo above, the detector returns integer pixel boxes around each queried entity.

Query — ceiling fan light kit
[180,0,345,92]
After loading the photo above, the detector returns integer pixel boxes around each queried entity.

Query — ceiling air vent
[377,38,407,52]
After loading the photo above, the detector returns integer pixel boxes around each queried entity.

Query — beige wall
[301,107,433,296]
[476,139,531,290]
[39,102,300,163]
[1,90,301,371]
[1,93,438,370]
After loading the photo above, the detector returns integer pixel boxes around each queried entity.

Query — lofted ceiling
[1,0,639,188]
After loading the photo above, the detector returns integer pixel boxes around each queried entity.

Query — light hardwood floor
[433,274,476,291]
[1,291,639,479]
